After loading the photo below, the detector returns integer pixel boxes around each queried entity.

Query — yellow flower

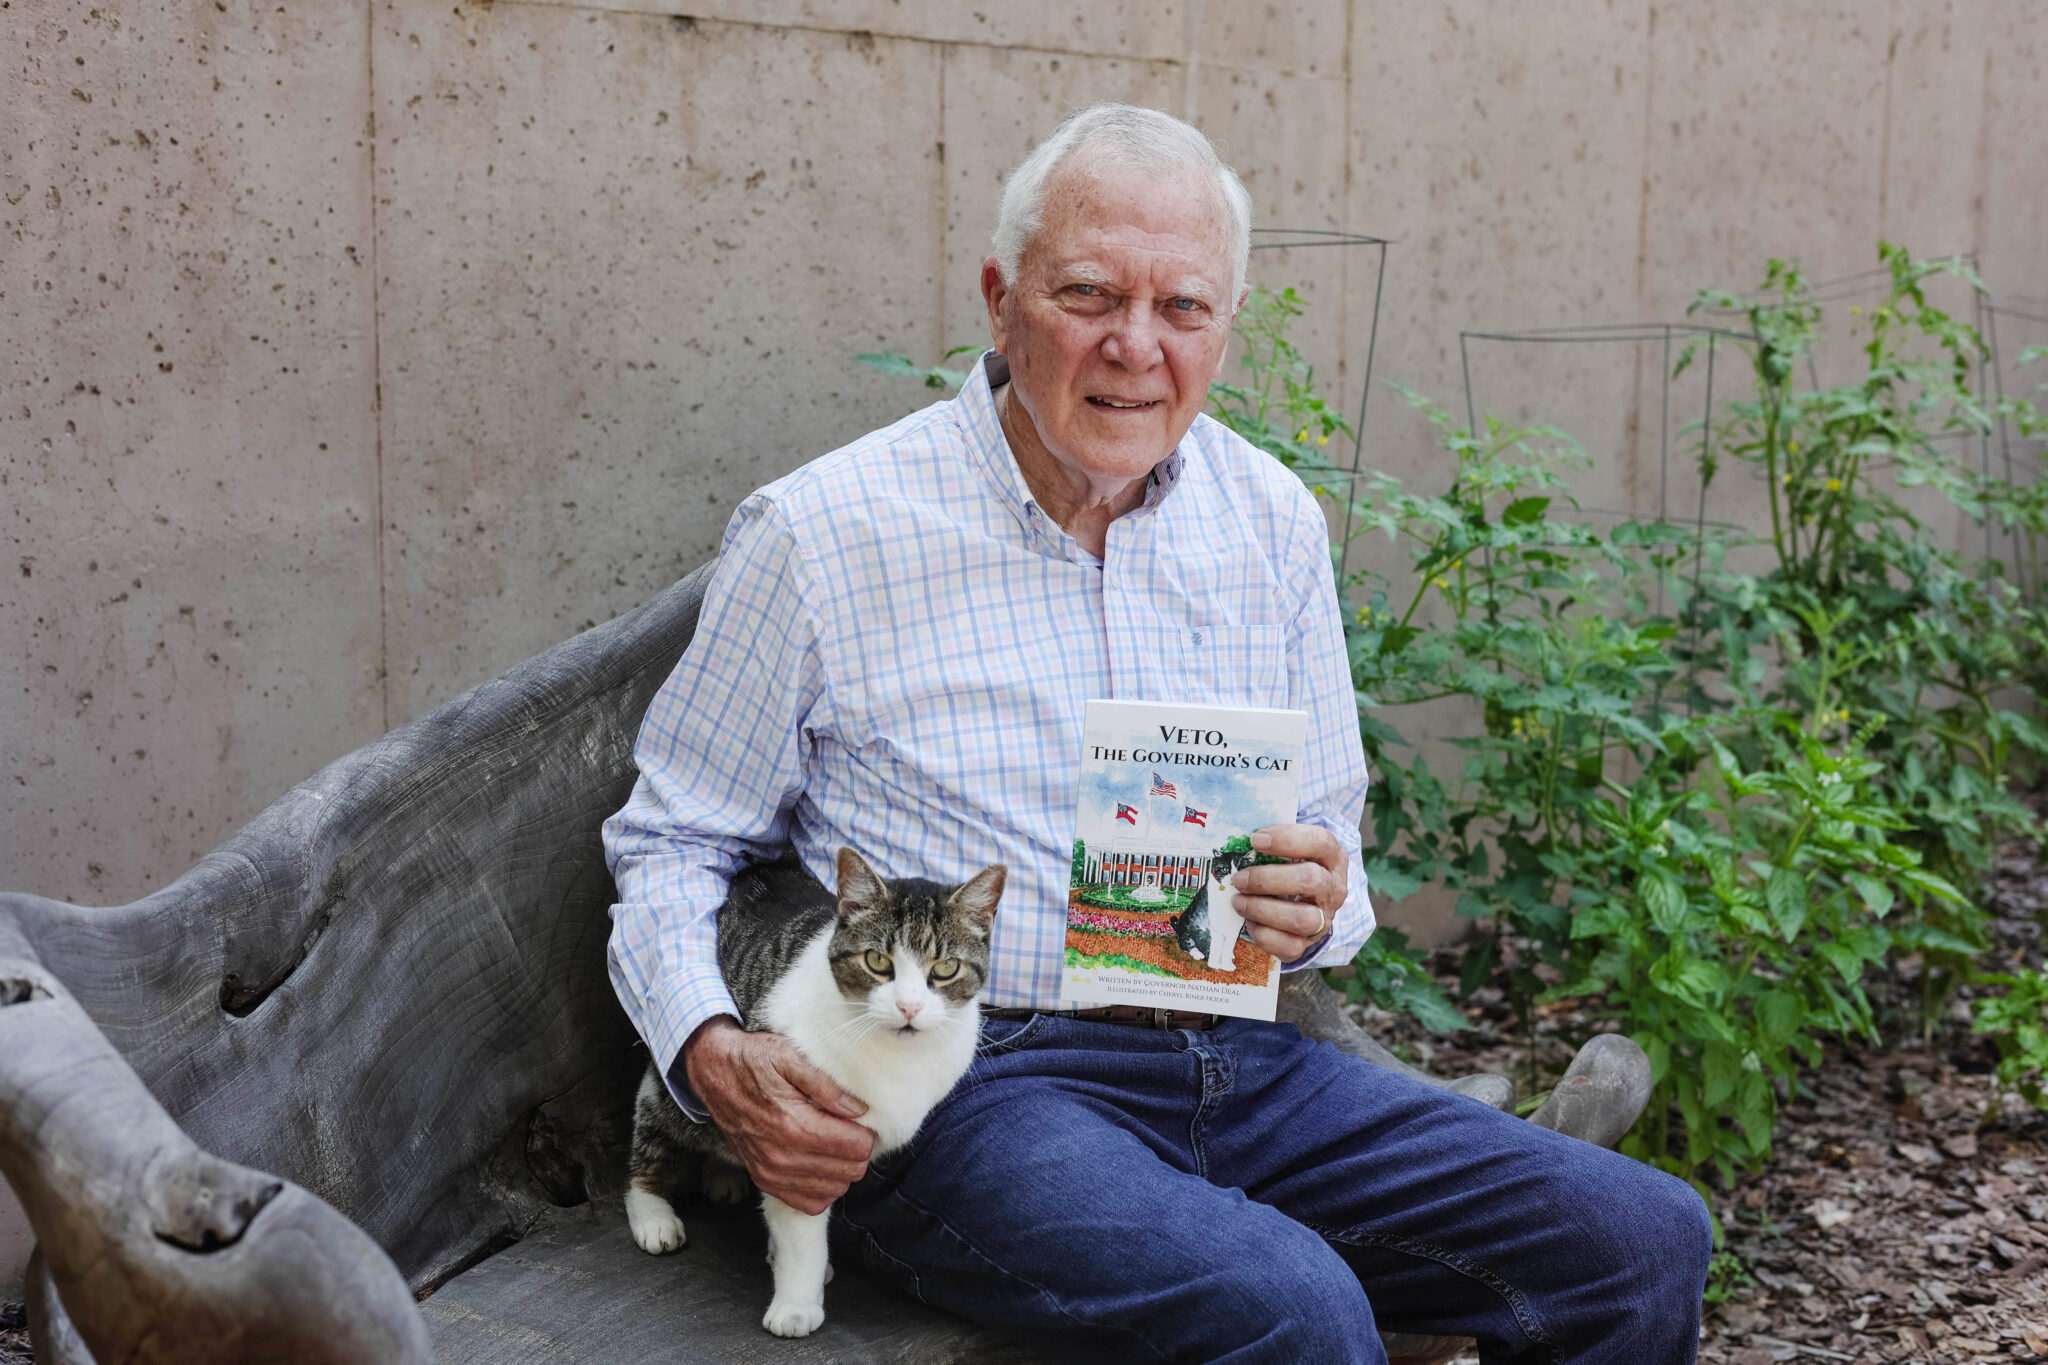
[1318,434,1330,447]
[1433,577,1449,591]
[1848,306,1863,316]
[1788,441,1801,453]
[1296,427,1309,442]
[1827,478,1843,492]
[1781,473,1792,485]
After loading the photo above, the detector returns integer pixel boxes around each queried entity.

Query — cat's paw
[761,1298,826,1338]
[625,1187,687,1254]
[700,1162,750,1205]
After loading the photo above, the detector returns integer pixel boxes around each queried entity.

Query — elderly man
[605,103,1710,1363]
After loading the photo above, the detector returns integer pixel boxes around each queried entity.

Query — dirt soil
[1357,824,2048,1364]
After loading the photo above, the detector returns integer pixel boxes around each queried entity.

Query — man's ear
[947,863,1007,933]
[835,847,890,921]
[981,257,1012,354]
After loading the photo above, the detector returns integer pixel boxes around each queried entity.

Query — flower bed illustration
[1067,907,1175,938]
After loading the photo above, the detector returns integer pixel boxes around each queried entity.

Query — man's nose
[1100,303,1163,369]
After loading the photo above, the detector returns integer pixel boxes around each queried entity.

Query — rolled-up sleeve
[602,496,827,1078]
[1278,491,1374,969]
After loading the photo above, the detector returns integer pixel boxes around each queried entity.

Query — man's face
[983,161,1239,488]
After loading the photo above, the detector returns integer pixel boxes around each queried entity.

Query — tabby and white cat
[625,847,1005,1338]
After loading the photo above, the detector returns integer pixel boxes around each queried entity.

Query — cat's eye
[928,958,960,981]
[862,949,894,978]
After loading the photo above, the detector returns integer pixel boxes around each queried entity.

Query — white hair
[991,102,1253,301]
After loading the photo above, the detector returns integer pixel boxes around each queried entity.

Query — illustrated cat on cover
[626,847,1005,1338]
[1171,843,1263,968]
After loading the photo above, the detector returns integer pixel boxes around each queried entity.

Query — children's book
[1061,699,1308,1022]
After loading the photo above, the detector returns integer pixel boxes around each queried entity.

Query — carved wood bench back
[5,565,713,1292]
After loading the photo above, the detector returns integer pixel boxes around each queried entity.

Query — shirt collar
[956,351,1188,559]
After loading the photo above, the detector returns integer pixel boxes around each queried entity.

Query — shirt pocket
[1173,622,1290,709]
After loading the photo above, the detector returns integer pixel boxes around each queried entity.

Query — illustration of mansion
[1080,843,1209,890]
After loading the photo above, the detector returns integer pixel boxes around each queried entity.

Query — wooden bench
[0,563,1532,1364]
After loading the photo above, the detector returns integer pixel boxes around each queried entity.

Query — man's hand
[681,1015,875,1215]
[1231,824,1346,964]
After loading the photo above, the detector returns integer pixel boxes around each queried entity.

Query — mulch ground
[1357,818,2048,1364]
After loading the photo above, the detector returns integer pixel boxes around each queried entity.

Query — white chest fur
[755,926,981,1154]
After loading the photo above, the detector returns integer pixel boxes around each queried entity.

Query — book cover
[1061,699,1309,1022]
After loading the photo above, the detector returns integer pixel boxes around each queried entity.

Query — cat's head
[826,847,1004,1038]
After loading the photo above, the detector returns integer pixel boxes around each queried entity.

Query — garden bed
[1364,817,2048,1364]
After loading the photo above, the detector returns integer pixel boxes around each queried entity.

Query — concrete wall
[4,3,2044,958]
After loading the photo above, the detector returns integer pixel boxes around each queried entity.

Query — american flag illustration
[1183,806,1208,827]
[1115,803,1139,825]
[1149,771,1177,797]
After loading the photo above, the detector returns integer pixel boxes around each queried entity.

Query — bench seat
[424,1202,1037,1365]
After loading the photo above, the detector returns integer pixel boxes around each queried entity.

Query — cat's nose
[897,1000,923,1024]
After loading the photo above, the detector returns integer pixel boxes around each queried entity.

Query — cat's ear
[835,847,890,921]
[947,864,1007,933]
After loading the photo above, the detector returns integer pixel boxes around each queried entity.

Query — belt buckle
[1152,1007,1173,1030]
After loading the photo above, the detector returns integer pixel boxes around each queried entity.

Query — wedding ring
[1312,907,1328,938]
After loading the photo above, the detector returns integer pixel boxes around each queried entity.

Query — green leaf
[1650,953,1728,1008]
[1734,1070,1776,1147]
[1755,989,1800,1050]
[1766,868,1809,942]
[1818,940,1864,986]
[1502,495,1551,526]
[1398,984,1473,1035]
[1703,1040,1741,1107]
[1641,868,1687,935]
[1845,871,1895,917]
[1636,1032,1671,1085]
[1364,860,1423,901]
[1571,904,1633,940]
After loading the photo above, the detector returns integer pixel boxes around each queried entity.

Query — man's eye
[928,958,960,981]
[1072,284,1100,296]
[1169,297,1200,312]
[863,949,894,977]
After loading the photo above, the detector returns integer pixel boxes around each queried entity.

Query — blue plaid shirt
[603,353,1373,1078]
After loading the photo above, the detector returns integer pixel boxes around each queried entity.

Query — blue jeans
[835,1014,1710,1364]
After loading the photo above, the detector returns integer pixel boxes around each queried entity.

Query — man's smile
[1086,396,1163,409]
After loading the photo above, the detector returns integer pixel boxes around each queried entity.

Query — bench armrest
[0,924,432,1364]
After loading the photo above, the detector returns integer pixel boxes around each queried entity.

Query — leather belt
[984,1004,1221,1031]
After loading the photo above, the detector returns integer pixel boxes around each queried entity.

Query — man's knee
[1620,1167,1713,1295]
[1208,1241,1381,1364]
[1146,1214,1380,1364]
[1572,1161,1712,1338]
